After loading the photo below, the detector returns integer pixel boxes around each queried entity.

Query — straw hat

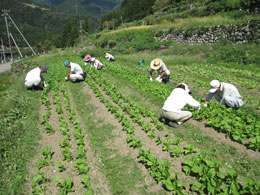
[150,58,163,70]
[105,53,109,58]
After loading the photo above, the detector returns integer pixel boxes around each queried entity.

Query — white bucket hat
[179,83,190,93]
[150,58,163,70]
[209,80,220,93]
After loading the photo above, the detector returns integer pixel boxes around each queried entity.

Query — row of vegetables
[104,62,260,151]
[85,67,260,194]
[32,74,93,195]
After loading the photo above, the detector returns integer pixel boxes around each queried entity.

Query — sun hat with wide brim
[150,58,163,70]
[105,53,109,58]
[209,80,220,93]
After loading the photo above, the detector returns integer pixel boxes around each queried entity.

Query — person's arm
[204,93,214,107]
[149,69,154,80]
[67,71,72,77]
[159,71,165,78]
[187,94,201,110]
[40,74,47,87]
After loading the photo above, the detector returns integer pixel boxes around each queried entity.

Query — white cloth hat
[150,58,163,70]
[209,80,220,93]
[179,83,190,93]
[90,57,95,62]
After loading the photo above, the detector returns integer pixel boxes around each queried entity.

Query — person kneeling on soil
[64,61,86,82]
[160,83,201,128]
[105,53,115,61]
[90,58,103,70]
[149,58,170,84]
[24,65,48,91]
[204,80,243,109]
[83,54,92,66]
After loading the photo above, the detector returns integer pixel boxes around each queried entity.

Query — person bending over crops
[90,57,103,70]
[83,54,92,66]
[204,80,243,109]
[24,65,48,91]
[105,53,115,61]
[159,83,201,128]
[64,61,86,82]
[149,58,170,84]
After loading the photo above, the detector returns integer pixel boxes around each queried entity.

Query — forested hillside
[32,0,122,17]
[0,0,69,46]
[102,0,260,29]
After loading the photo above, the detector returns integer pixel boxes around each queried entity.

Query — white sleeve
[187,94,200,108]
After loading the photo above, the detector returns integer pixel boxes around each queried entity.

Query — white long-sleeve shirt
[70,62,83,75]
[25,67,44,83]
[206,82,242,105]
[163,88,200,113]
[91,59,103,69]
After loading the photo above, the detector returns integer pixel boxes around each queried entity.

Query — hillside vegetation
[0,0,260,194]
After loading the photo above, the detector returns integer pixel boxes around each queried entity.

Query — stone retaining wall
[154,19,260,43]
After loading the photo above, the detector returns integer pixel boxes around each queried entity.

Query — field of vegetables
[1,50,260,194]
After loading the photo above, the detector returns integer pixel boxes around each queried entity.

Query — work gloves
[65,77,68,81]
[156,76,162,83]
[44,82,47,88]
[204,104,207,107]
[150,77,153,81]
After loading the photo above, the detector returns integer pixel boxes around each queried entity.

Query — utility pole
[8,14,36,55]
[1,37,6,63]
[75,0,78,15]
[3,10,13,61]
[79,20,83,43]
[10,33,23,58]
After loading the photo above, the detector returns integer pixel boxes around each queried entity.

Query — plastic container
[138,60,145,66]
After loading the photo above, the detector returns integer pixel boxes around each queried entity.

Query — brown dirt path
[66,83,112,195]
[80,83,167,194]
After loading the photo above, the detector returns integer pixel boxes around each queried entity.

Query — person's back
[70,62,83,75]
[25,67,40,82]
[222,82,241,98]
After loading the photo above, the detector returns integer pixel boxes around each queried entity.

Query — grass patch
[0,74,41,194]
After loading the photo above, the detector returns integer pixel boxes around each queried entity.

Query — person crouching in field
[90,58,103,70]
[83,54,92,66]
[105,53,115,61]
[64,61,86,82]
[24,65,48,91]
[149,58,170,84]
[204,80,243,109]
[160,83,201,128]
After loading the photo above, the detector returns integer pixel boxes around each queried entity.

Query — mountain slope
[32,0,122,17]
[0,0,69,46]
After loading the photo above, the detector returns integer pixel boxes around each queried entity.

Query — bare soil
[81,83,166,194]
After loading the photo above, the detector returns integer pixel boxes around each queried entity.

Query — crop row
[32,75,93,194]
[105,63,260,151]
[85,68,260,194]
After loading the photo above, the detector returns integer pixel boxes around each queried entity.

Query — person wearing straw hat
[204,80,243,109]
[83,54,92,65]
[160,83,200,128]
[149,58,170,84]
[105,53,115,61]
[64,61,86,82]
[24,65,48,91]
